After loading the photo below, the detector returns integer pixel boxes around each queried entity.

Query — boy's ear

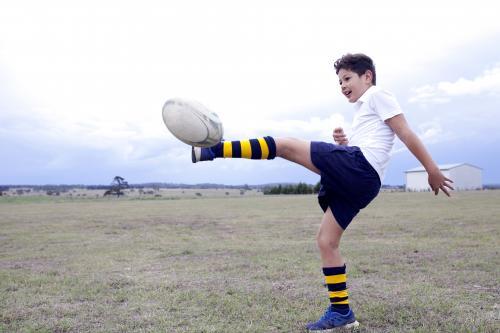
[363,70,373,84]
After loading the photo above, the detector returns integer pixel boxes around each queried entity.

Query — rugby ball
[162,98,223,147]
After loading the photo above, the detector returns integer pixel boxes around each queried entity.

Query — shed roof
[405,163,482,173]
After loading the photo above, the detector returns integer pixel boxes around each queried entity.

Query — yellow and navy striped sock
[323,265,350,315]
[210,136,276,160]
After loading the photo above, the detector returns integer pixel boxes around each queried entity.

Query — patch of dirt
[0,258,62,273]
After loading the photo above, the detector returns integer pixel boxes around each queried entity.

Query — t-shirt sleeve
[370,89,403,121]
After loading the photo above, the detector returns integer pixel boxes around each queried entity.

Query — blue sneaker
[306,307,359,331]
[192,146,216,163]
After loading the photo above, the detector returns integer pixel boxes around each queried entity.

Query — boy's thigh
[275,138,320,174]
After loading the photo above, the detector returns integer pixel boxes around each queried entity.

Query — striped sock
[210,136,276,160]
[323,265,350,315]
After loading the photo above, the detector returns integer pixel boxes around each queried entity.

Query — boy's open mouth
[344,90,352,98]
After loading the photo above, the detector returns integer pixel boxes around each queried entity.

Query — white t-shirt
[349,86,402,182]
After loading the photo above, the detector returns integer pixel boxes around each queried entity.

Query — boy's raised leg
[275,137,320,175]
[192,136,321,175]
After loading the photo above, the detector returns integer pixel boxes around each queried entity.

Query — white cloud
[223,113,346,142]
[392,119,458,155]
[409,65,500,104]
[416,120,450,144]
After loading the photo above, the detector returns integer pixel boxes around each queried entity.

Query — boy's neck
[359,84,374,97]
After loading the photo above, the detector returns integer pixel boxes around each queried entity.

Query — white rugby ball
[162,98,224,147]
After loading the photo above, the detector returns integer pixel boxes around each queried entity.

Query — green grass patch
[1,192,499,332]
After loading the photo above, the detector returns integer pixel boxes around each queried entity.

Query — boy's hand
[428,168,454,196]
[333,127,348,145]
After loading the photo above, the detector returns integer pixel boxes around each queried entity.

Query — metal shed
[405,163,482,191]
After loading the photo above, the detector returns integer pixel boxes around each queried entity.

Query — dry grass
[0,191,499,332]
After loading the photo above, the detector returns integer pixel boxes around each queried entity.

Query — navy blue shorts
[310,142,381,229]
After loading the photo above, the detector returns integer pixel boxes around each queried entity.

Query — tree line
[263,182,321,195]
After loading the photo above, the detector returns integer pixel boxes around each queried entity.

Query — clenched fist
[333,127,348,145]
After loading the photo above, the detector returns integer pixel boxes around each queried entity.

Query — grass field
[0,191,499,332]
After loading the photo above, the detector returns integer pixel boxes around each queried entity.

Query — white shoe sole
[344,320,360,330]
[192,147,201,163]
[307,320,360,332]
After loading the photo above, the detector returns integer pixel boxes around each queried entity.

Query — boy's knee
[316,233,339,251]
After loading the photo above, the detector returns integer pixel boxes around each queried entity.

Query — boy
[191,53,454,331]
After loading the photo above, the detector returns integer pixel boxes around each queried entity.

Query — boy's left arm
[386,114,454,196]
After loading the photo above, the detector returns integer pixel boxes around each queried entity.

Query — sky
[1,0,500,186]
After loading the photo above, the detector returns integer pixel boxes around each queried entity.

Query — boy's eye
[339,77,350,85]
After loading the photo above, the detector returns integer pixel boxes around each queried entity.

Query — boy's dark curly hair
[334,53,376,85]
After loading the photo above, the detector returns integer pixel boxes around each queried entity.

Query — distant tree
[104,176,130,197]
[296,182,309,194]
[314,181,321,193]
[263,183,317,195]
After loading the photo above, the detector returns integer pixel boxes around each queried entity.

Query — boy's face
[337,69,373,103]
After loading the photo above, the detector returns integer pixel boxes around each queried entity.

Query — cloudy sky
[1,0,500,186]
